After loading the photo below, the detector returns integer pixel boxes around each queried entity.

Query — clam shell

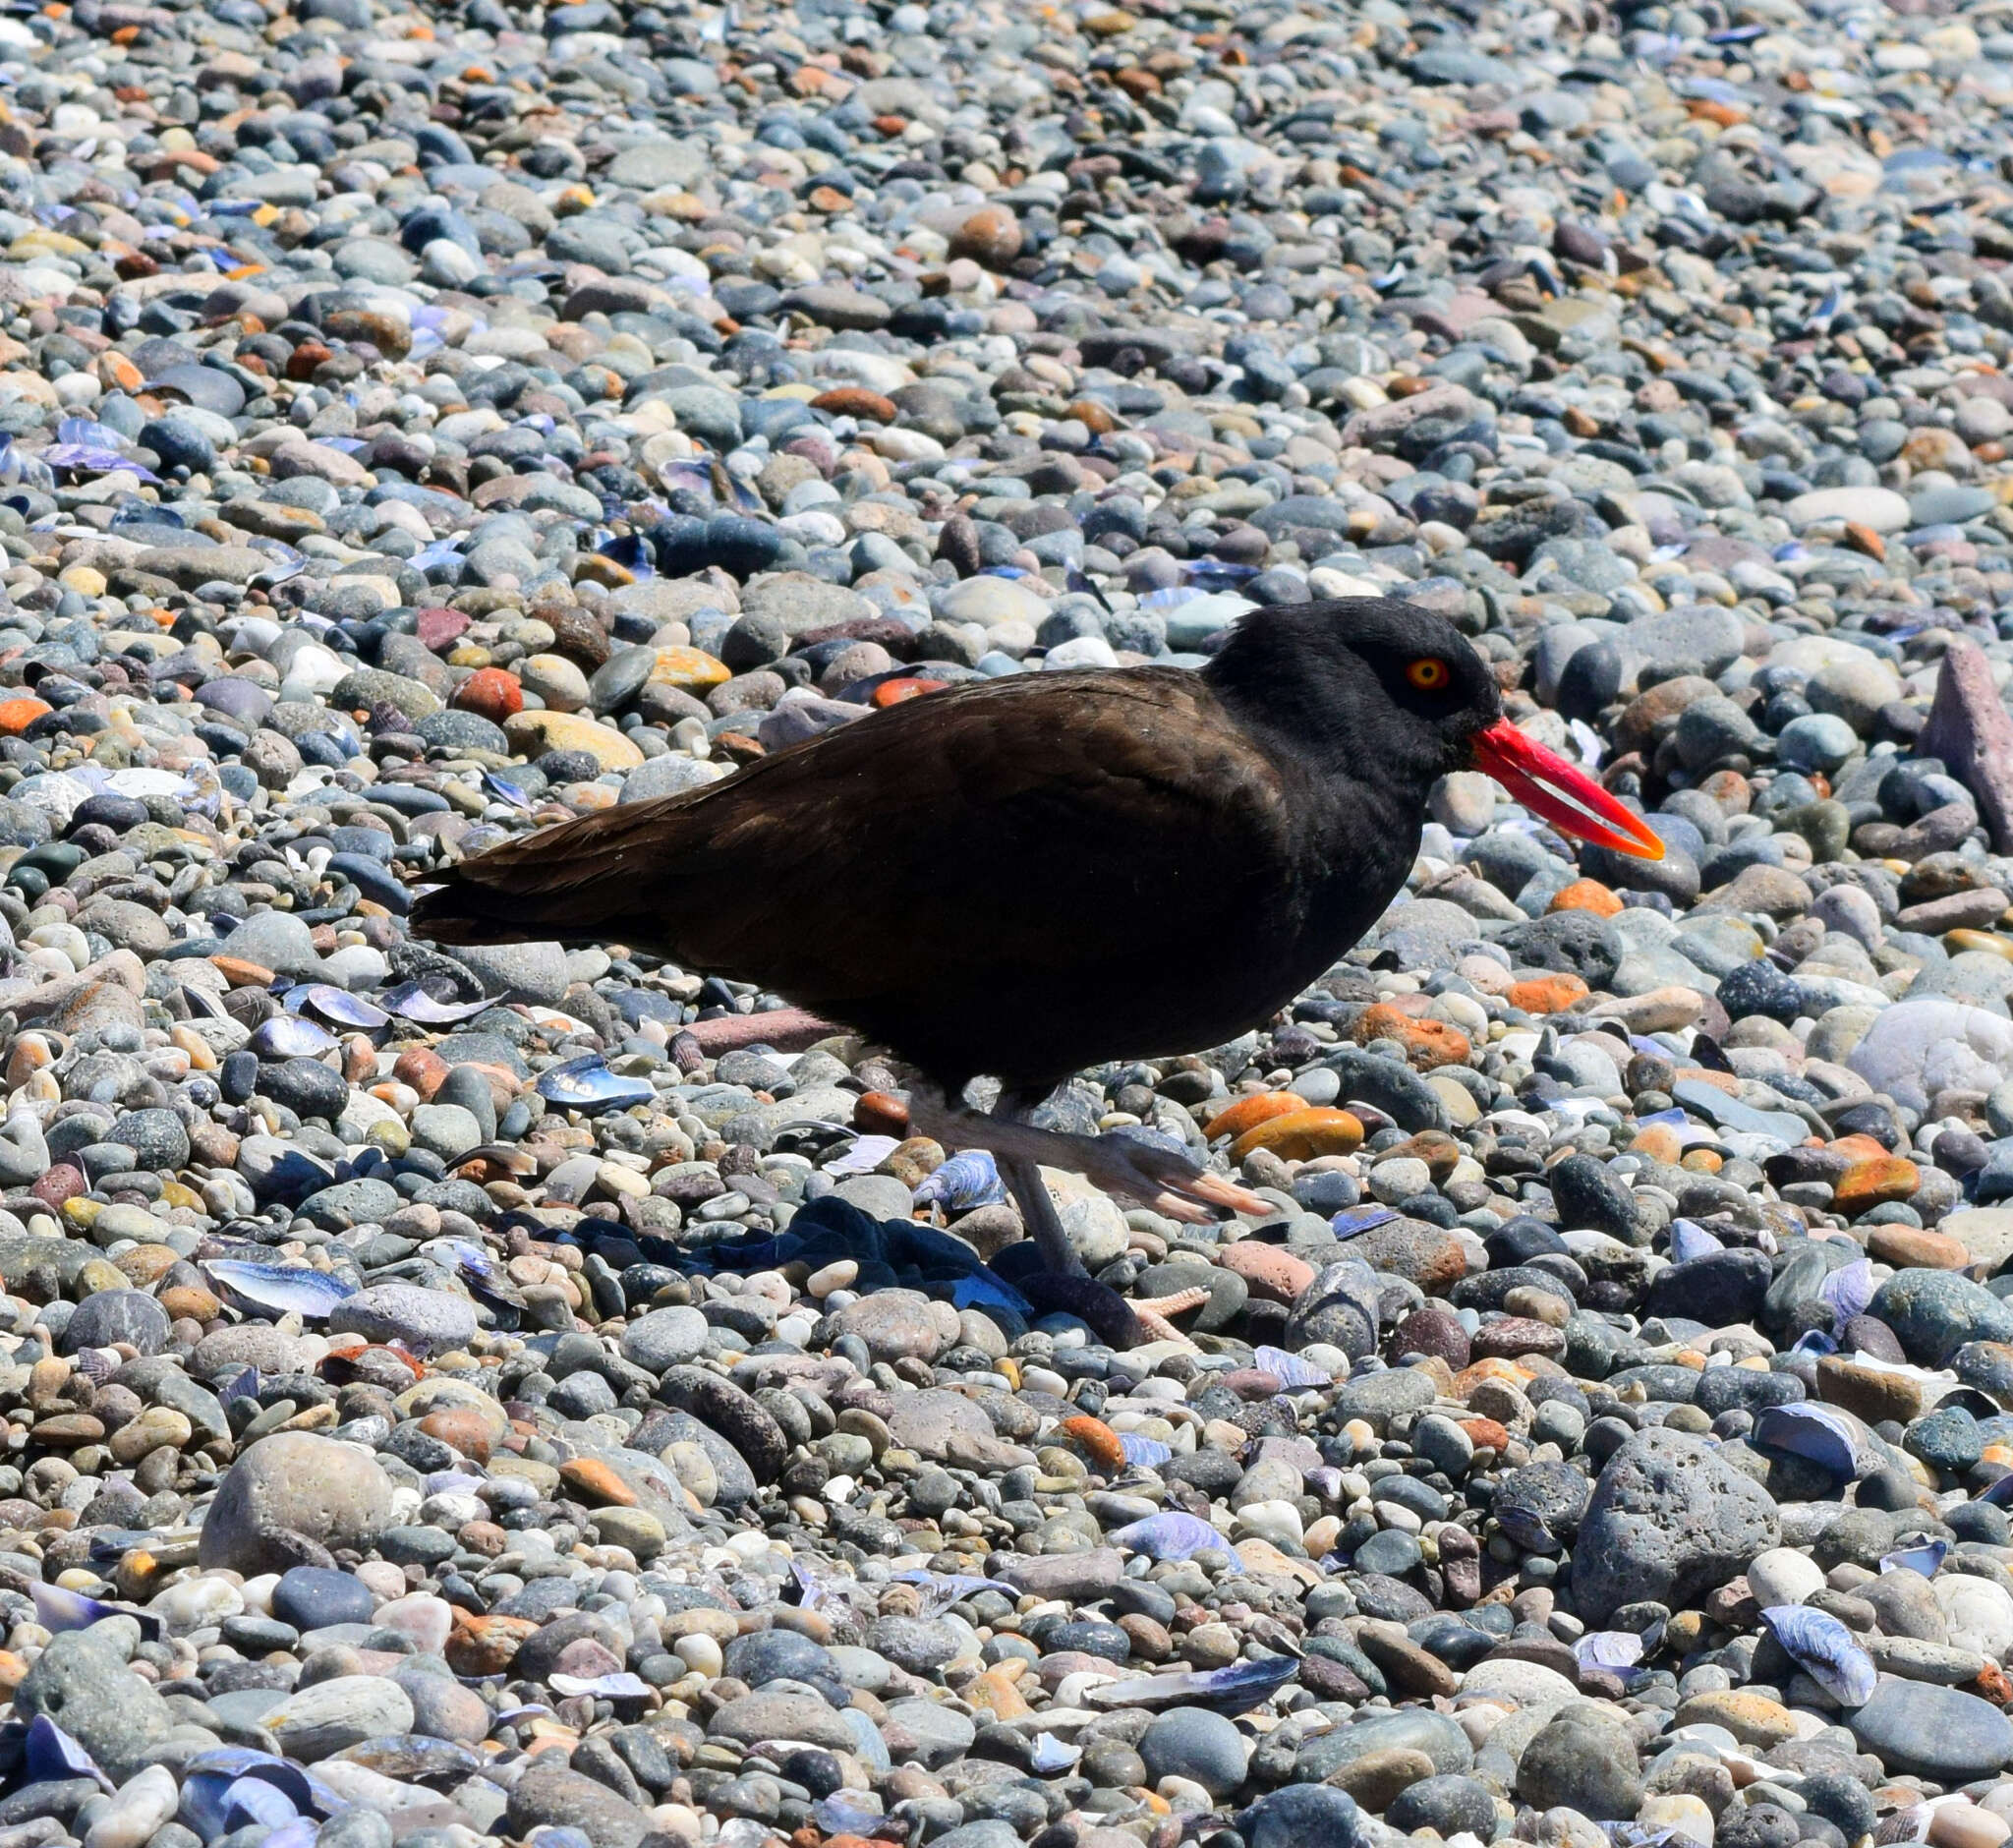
[1575,1630,1644,1671]
[911,1149,1006,1211]
[1254,1345,1332,1388]
[1819,1256,1875,1331]
[535,1054,655,1113]
[1760,1603,1876,1705]
[249,1015,338,1060]
[24,1715,113,1792]
[1753,1402,1867,1477]
[382,980,492,1024]
[1110,1510,1223,1560]
[1668,1219,1723,1264]
[1086,1651,1298,1709]
[1332,1204,1397,1239]
[296,984,389,1029]
[1119,1433,1173,1469]
[1879,1539,1948,1578]
[548,1672,652,1700]
[824,1133,902,1175]
[204,1260,357,1320]
[32,1580,165,1644]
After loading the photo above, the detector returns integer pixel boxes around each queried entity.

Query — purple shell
[814,1797,887,1838]
[1255,1345,1332,1388]
[423,1471,487,1498]
[911,1149,1006,1211]
[1880,1539,1948,1578]
[295,984,389,1029]
[203,1260,357,1320]
[217,1364,259,1407]
[1087,1652,1298,1708]
[1668,1219,1723,1264]
[1110,1511,1223,1560]
[24,1715,113,1792]
[43,443,158,479]
[382,980,493,1024]
[1978,1473,2013,1508]
[1119,1433,1173,1469]
[1575,1630,1644,1671]
[535,1054,655,1113]
[1818,1257,1874,1332]
[32,1580,165,1645]
[482,770,534,812]
[1753,1403,1864,1477]
[224,1777,299,1832]
[1028,1734,1080,1773]
[890,1570,1018,1608]
[1332,1204,1398,1238]
[249,1014,338,1060]
[56,417,128,450]
[1761,1604,1876,1705]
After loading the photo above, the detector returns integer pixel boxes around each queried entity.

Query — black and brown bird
[413,598,1661,1274]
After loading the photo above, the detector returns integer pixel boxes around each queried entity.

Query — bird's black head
[1202,596,1502,781]
[1203,595,1664,861]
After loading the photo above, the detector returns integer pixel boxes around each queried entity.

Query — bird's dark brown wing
[412,667,1304,1077]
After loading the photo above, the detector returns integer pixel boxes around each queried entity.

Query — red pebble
[416,606,471,653]
[453,667,523,722]
[31,1165,85,1207]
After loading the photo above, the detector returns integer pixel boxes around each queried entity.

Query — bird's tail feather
[409,800,682,947]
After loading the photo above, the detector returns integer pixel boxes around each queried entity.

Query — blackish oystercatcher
[414,598,1662,1274]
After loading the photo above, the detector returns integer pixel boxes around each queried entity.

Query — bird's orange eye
[1408,658,1451,691]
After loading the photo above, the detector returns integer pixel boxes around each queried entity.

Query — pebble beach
[16,2,2013,1848]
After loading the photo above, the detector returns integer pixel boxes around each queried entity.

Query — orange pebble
[810,386,897,422]
[1548,878,1623,918]
[1506,973,1589,1014]
[1203,1091,1304,1143]
[1351,1003,1470,1071]
[0,698,50,738]
[1833,1155,1920,1217]
[1630,1124,1683,1164]
[871,677,946,708]
[1059,1415,1124,1472]
[1229,1106,1363,1162]
[558,1457,636,1505]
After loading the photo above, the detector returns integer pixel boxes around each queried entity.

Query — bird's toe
[1078,1138,1263,1224]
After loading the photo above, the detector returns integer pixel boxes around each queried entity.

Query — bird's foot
[900,1090,1268,1275]
[1065,1131,1274,1226]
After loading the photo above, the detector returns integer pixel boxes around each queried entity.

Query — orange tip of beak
[1469,719,1665,862]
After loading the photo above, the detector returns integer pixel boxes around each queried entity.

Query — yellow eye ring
[1408,658,1451,691]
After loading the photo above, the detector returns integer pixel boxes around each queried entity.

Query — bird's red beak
[1469,719,1665,861]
